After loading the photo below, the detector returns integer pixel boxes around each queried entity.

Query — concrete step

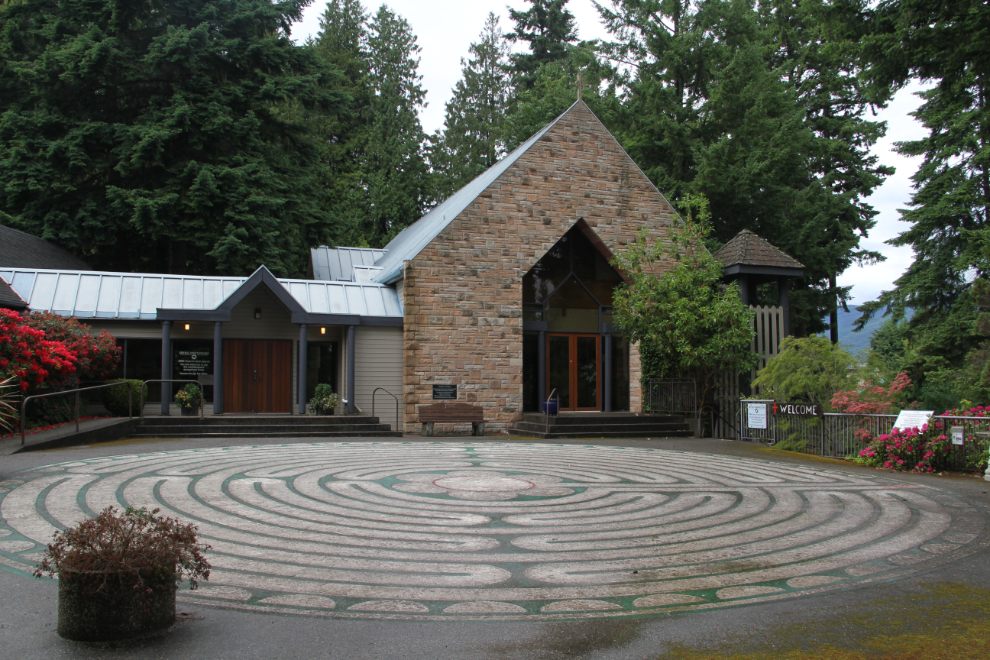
[507,428,692,439]
[141,415,381,426]
[516,413,686,426]
[131,430,403,438]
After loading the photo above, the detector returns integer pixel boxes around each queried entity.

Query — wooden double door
[547,333,600,411]
[223,340,292,413]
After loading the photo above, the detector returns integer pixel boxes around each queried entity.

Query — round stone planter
[57,570,176,642]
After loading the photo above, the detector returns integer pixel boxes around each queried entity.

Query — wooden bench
[418,402,485,437]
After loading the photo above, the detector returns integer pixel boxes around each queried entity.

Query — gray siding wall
[353,326,403,431]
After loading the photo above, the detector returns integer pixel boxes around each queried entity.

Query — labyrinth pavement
[0,442,986,621]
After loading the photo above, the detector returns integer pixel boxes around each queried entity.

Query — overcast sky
[292,0,926,307]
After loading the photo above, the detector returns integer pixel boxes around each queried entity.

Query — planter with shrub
[34,506,210,641]
[174,383,201,415]
[309,384,339,415]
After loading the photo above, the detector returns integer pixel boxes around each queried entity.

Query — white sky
[292,0,925,306]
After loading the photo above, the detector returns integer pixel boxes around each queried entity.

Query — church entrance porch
[223,339,292,413]
[547,334,600,411]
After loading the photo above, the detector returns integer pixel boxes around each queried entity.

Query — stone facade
[400,102,680,434]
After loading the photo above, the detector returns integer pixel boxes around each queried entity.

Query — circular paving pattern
[0,442,987,620]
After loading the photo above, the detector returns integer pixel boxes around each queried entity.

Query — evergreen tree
[506,0,579,90]
[312,0,374,247]
[857,0,990,378]
[0,0,347,277]
[597,0,890,337]
[430,13,512,199]
[363,5,429,246]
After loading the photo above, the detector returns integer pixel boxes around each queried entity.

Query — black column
[604,333,612,412]
[537,330,546,408]
[346,325,356,414]
[737,275,750,306]
[213,321,223,414]
[160,321,172,416]
[298,324,308,414]
[777,276,791,338]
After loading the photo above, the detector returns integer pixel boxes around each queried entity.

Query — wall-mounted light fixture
[184,323,190,331]
[254,308,261,319]
[320,327,326,335]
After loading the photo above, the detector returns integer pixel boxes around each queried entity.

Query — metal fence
[646,379,697,416]
[739,401,990,473]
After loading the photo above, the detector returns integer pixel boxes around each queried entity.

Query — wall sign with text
[432,385,457,400]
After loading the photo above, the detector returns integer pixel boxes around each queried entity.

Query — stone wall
[401,102,679,434]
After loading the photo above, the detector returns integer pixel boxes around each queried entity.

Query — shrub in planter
[174,383,201,414]
[101,379,143,417]
[309,383,338,415]
[34,506,210,641]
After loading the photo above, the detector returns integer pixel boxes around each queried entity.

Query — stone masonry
[401,102,680,434]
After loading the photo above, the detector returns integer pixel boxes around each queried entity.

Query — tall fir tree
[597,0,890,337]
[363,5,429,246]
[857,0,990,381]
[430,13,512,200]
[506,0,579,90]
[0,0,347,277]
[312,0,374,247]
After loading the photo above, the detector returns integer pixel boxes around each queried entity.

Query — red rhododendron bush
[856,424,952,473]
[0,309,120,428]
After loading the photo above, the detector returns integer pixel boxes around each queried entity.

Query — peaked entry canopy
[714,229,804,278]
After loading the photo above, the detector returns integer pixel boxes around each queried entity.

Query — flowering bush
[935,405,990,472]
[22,312,120,382]
[831,372,913,415]
[856,424,952,473]
[309,383,339,414]
[0,308,76,392]
[174,383,201,408]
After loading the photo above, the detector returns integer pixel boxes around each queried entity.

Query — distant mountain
[826,305,911,355]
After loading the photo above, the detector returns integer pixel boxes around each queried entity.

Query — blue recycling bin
[541,400,559,415]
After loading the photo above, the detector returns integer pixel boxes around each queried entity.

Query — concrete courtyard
[1,434,988,659]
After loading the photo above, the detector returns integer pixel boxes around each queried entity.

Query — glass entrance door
[547,334,600,411]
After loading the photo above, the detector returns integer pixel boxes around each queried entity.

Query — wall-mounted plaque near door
[432,385,457,400]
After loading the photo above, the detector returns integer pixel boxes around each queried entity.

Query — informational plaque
[892,410,934,433]
[174,347,212,379]
[951,426,965,446]
[432,384,457,400]
[747,402,768,430]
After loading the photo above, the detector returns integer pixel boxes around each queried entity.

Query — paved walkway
[1,435,989,658]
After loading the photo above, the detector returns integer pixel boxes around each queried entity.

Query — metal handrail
[545,388,559,436]
[140,380,204,420]
[20,381,135,446]
[371,387,399,432]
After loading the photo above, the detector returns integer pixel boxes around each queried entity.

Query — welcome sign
[772,402,823,417]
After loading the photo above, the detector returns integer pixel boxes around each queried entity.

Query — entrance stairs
[132,415,401,439]
[508,412,693,439]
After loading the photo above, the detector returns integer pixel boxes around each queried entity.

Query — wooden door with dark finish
[223,340,292,413]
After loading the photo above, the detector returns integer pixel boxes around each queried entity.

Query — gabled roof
[0,266,402,323]
[0,225,91,271]
[713,229,804,276]
[371,104,575,285]
[0,277,28,310]
[310,246,387,281]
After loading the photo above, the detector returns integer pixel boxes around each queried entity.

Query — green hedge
[101,380,143,417]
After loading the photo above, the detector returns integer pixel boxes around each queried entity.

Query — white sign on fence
[951,426,965,446]
[892,410,934,433]
[747,403,768,430]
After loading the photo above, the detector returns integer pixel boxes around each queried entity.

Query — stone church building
[1,101,686,434]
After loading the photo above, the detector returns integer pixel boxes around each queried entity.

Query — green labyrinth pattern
[0,443,987,621]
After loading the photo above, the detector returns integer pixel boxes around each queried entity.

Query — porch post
[604,333,612,412]
[537,330,546,406]
[346,325,356,414]
[777,276,791,338]
[160,321,172,416]
[213,321,223,414]
[298,324,308,414]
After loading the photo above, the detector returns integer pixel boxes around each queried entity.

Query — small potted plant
[174,383,201,416]
[34,506,210,641]
[309,384,339,415]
